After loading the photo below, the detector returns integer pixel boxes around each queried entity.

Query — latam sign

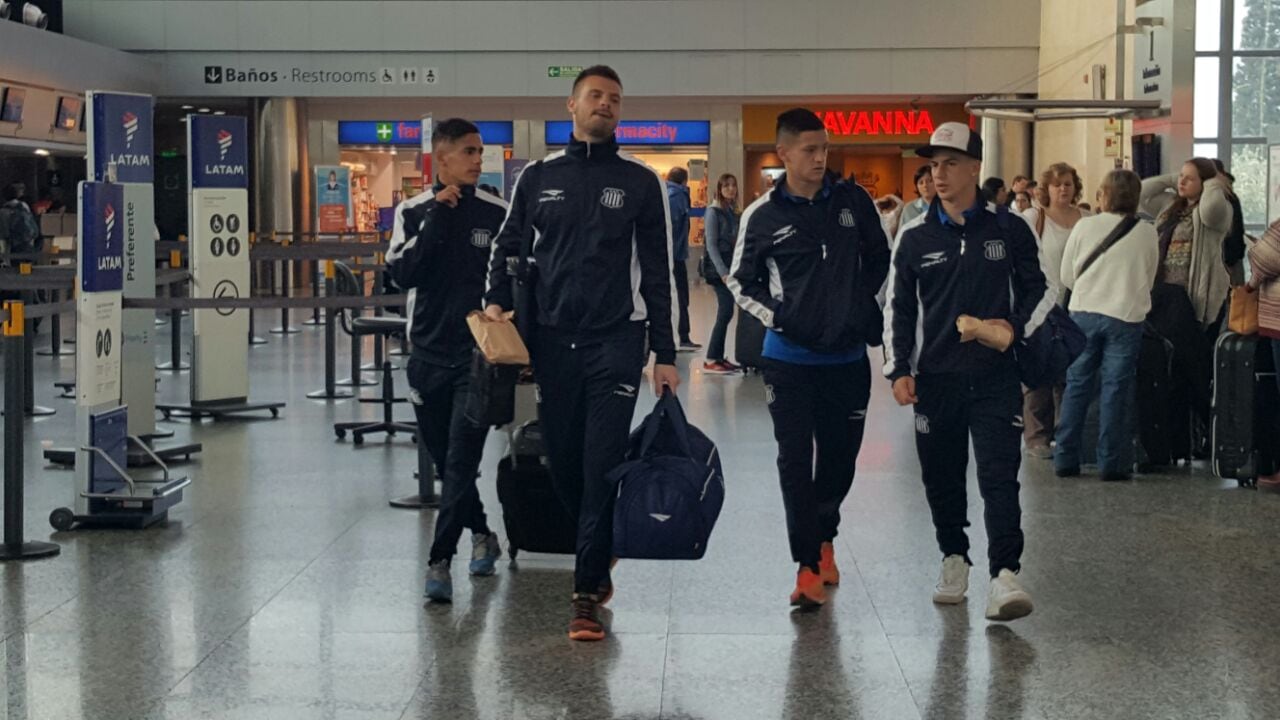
[816,110,936,137]
[189,115,249,189]
[338,121,514,146]
[80,182,125,293]
[545,120,710,146]
[88,92,154,184]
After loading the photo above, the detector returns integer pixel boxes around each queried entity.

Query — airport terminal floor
[6,288,1280,720]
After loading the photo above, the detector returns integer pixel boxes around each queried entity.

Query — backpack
[609,391,725,560]
[0,202,39,253]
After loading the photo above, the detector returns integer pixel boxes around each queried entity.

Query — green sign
[376,122,393,142]
[547,65,585,79]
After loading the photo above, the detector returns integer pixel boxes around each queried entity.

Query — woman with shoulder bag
[1053,170,1159,481]
[701,173,741,375]
[1247,219,1280,486]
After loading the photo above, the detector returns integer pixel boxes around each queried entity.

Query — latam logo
[217,129,232,160]
[122,112,138,148]
[816,110,937,137]
[99,203,122,271]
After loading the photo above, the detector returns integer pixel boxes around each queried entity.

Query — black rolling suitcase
[1135,327,1193,468]
[1212,333,1280,484]
[734,310,766,372]
[496,420,577,559]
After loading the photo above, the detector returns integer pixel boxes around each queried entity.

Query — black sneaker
[678,340,703,352]
[568,594,606,641]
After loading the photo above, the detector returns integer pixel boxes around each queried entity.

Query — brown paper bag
[466,311,530,365]
[1228,286,1259,335]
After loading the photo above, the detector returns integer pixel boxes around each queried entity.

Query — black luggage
[734,310,766,372]
[496,421,577,558]
[1135,327,1194,468]
[463,350,520,428]
[1211,333,1280,484]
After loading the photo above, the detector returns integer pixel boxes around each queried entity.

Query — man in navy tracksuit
[729,108,890,608]
[484,66,680,641]
[883,122,1054,621]
[386,119,509,604]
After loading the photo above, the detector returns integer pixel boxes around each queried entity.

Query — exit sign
[547,65,584,79]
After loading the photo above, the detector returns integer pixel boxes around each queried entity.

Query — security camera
[0,2,11,20]
[22,2,48,29]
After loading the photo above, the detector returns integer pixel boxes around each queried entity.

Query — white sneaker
[932,555,969,605]
[985,569,1034,621]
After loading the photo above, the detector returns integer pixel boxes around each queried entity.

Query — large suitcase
[734,310,766,372]
[1212,333,1280,484]
[496,420,577,558]
[1135,327,1194,468]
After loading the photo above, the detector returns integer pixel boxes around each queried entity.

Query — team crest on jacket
[839,208,856,227]
[984,240,1006,261]
[600,187,626,209]
[470,229,492,248]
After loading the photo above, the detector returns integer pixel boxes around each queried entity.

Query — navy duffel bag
[610,390,725,560]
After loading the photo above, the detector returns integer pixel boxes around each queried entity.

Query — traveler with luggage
[483,66,680,641]
[0,182,41,262]
[884,122,1052,621]
[1140,158,1233,335]
[700,173,742,375]
[1020,162,1091,459]
[1052,169,1160,481]
[385,118,509,603]
[1244,218,1280,487]
[729,108,890,608]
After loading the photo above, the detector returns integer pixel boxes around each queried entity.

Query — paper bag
[1228,286,1259,335]
[467,311,530,366]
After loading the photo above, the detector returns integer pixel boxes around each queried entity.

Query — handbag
[1062,214,1139,308]
[463,349,521,427]
[1228,285,1260,335]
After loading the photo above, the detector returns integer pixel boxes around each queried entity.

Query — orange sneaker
[568,594,606,641]
[819,542,840,586]
[789,567,826,608]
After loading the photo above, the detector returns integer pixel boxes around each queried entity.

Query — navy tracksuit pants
[530,323,646,595]
[762,357,871,571]
[407,359,493,565]
[913,370,1025,577]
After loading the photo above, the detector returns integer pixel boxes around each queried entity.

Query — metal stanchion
[271,235,300,335]
[21,308,55,417]
[36,287,74,357]
[156,263,189,371]
[390,431,440,509]
[307,261,353,400]
[0,302,60,560]
[248,232,267,345]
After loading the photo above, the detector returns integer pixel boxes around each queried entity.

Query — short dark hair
[1100,168,1142,214]
[776,108,825,142]
[913,164,932,184]
[666,167,688,185]
[572,65,623,94]
[2,184,19,202]
[432,118,481,149]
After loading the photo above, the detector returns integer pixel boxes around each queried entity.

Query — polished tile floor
[5,289,1280,719]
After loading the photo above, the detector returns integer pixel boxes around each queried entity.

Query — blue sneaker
[424,560,452,603]
[469,533,501,576]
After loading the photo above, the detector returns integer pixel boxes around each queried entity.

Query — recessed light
[198,108,211,113]
[33,148,50,156]
[213,110,226,116]
[179,117,187,123]
[181,104,194,110]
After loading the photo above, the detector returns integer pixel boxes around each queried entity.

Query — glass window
[1195,57,1221,137]
[1194,142,1221,160]
[1198,0,1222,51]
[1231,56,1280,137]
[1231,142,1269,225]
[1234,0,1280,50]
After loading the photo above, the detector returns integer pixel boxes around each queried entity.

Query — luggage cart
[49,407,191,531]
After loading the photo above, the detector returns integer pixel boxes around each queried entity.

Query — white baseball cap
[916,122,983,160]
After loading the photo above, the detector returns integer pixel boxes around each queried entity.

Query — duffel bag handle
[637,388,695,460]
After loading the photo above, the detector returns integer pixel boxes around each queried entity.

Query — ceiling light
[213,110,226,116]
[181,104,194,110]
[33,148,49,156]
[179,117,187,123]
[198,108,211,113]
